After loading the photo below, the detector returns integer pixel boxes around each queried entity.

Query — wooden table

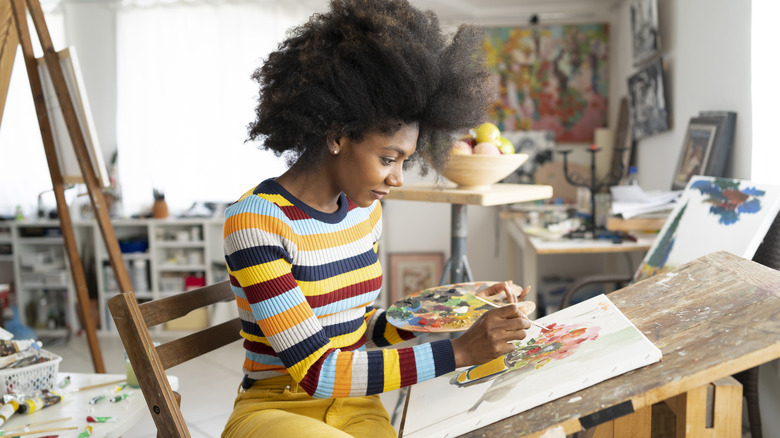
[501,212,654,313]
[0,372,178,437]
[443,251,780,437]
[385,183,552,284]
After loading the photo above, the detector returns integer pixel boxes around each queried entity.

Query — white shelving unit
[4,218,225,335]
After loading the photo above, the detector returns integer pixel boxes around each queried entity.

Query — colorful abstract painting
[482,24,609,143]
[635,176,780,281]
[403,295,661,438]
[386,282,533,333]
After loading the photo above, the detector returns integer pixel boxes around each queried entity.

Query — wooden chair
[108,280,242,438]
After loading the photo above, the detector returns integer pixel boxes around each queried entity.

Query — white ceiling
[415,0,621,24]
[298,0,623,26]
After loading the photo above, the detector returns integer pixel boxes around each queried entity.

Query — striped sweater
[223,179,456,398]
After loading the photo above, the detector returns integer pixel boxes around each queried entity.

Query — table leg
[582,405,651,438]
[449,204,471,284]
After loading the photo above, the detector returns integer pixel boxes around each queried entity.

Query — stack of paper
[610,185,681,219]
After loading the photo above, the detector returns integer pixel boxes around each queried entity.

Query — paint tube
[77,425,93,438]
[58,375,71,389]
[16,391,62,414]
[88,394,105,405]
[108,393,131,403]
[0,399,20,427]
[86,415,118,423]
[0,339,41,357]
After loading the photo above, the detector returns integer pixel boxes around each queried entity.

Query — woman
[222,1,532,436]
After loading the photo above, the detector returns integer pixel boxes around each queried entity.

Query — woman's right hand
[450,304,531,369]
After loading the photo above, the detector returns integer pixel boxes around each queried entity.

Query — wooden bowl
[441,154,529,190]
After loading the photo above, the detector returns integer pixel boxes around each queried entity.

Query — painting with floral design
[403,295,662,438]
[635,176,780,282]
[482,24,609,143]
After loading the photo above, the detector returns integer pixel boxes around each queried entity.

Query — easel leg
[11,0,105,372]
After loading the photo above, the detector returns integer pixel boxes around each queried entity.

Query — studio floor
[46,333,404,438]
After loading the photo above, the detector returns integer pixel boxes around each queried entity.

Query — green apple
[498,137,515,154]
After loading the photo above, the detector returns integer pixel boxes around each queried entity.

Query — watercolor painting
[482,24,609,143]
[403,295,662,438]
[386,282,532,333]
[635,176,780,281]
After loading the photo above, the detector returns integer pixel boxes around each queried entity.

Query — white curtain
[116,1,316,215]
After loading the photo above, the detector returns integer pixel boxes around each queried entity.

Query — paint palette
[386,282,520,333]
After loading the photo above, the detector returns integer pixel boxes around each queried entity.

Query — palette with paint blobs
[386,281,523,333]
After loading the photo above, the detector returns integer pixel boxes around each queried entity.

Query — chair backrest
[109,280,241,438]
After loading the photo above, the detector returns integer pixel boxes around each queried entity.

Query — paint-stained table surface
[411,251,780,437]
[0,373,179,438]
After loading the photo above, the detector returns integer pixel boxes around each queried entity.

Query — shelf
[21,283,70,289]
[155,241,204,248]
[16,237,64,245]
[101,252,150,261]
[157,264,206,272]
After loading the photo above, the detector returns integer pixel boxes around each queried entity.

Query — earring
[331,149,339,155]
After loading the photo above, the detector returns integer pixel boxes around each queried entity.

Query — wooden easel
[1,0,135,373]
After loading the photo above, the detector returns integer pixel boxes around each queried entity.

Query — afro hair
[247,0,496,174]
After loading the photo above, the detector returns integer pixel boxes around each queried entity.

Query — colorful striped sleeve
[363,306,418,348]
[224,194,456,399]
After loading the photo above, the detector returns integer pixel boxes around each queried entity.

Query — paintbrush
[473,294,550,332]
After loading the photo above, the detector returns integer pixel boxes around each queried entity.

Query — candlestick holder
[558,145,628,237]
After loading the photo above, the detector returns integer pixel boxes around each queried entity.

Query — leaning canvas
[635,176,780,281]
[402,294,662,438]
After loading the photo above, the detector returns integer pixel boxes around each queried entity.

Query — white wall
[611,0,754,190]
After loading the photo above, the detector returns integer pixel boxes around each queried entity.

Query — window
[116,1,314,214]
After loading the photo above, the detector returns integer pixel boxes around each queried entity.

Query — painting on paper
[402,295,662,438]
[635,176,780,281]
[482,24,609,143]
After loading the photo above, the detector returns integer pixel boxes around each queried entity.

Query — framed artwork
[671,112,736,191]
[697,111,737,178]
[388,252,444,304]
[482,24,609,143]
[37,47,110,187]
[628,56,670,140]
[671,118,718,190]
[403,294,662,438]
[635,176,780,282]
[630,0,661,66]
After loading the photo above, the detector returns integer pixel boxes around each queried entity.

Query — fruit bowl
[441,153,529,190]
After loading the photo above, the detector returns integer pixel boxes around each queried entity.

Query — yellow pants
[222,375,397,438]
